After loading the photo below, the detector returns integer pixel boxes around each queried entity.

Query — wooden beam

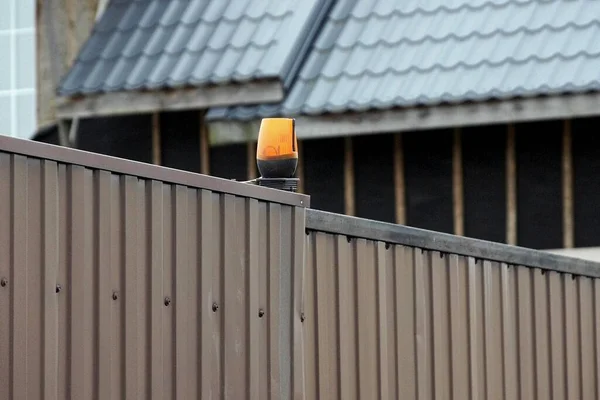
[506,124,517,245]
[56,81,284,119]
[562,120,574,248]
[200,114,210,175]
[452,128,464,236]
[344,136,355,216]
[207,92,600,146]
[247,141,256,180]
[393,134,406,225]
[296,140,305,194]
[152,112,161,165]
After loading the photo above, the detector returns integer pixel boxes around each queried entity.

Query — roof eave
[55,80,285,119]
[207,92,600,145]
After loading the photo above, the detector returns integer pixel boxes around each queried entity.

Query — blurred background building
[16,0,600,255]
[0,0,37,139]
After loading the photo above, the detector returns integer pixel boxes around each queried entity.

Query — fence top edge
[306,209,600,278]
[0,135,309,208]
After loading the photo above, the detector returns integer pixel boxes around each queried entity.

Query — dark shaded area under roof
[58,0,331,96]
[207,0,600,121]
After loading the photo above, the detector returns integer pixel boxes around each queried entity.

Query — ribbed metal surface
[207,0,600,121]
[304,230,600,400]
[58,0,329,95]
[0,152,306,400]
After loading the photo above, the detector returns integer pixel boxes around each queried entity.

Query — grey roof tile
[208,0,600,121]
[58,0,328,96]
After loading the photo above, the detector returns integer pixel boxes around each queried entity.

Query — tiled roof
[207,0,600,121]
[58,0,328,96]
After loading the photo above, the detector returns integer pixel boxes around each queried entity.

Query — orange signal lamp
[256,118,298,179]
[254,118,300,192]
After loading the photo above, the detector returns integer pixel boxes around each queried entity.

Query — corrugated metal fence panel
[304,229,600,400]
[0,152,306,400]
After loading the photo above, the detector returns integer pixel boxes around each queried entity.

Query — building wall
[0,0,36,138]
[36,0,98,132]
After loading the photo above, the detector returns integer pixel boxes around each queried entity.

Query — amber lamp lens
[256,118,298,178]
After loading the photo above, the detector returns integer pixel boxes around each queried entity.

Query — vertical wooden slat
[185,188,198,399]
[70,165,94,399]
[377,242,389,400]
[161,185,174,400]
[393,134,406,225]
[200,190,218,399]
[223,195,246,398]
[26,158,43,400]
[595,279,600,400]
[344,137,355,216]
[484,261,503,399]
[453,128,464,236]
[396,246,416,399]
[338,235,358,400]
[174,185,189,398]
[415,250,430,400]
[467,258,480,400]
[136,178,149,400]
[534,269,550,400]
[562,120,574,248]
[57,164,69,398]
[43,160,59,400]
[200,116,210,175]
[303,232,317,400]
[292,206,306,399]
[506,125,517,245]
[0,154,10,400]
[124,176,139,399]
[96,171,112,400]
[432,252,450,400]
[150,180,164,400]
[152,113,161,166]
[356,239,378,399]
[549,272,566,400]
[565,277,581,400]
[315,233,335,398]
[11,155,28,399]
[269,203,282,398]
[580,277,595,399]
[501,263,518,400]
[517,268,535,399]
[248,199,260,400]
[449,255,469,399]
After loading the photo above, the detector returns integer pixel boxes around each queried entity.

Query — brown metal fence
[304,209,600,400]
[0,137,308,400]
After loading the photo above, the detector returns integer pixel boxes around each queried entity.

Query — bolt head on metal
[0,278,7,287]
[258,309,265,318]
[212,303,219,312]
[55,284,62,293]
[164,297,171,306]
[112,291,118,300]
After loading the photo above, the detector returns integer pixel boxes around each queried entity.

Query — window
[0,0,36,139]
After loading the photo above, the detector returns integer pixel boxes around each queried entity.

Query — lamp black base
[256,177,299,192]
